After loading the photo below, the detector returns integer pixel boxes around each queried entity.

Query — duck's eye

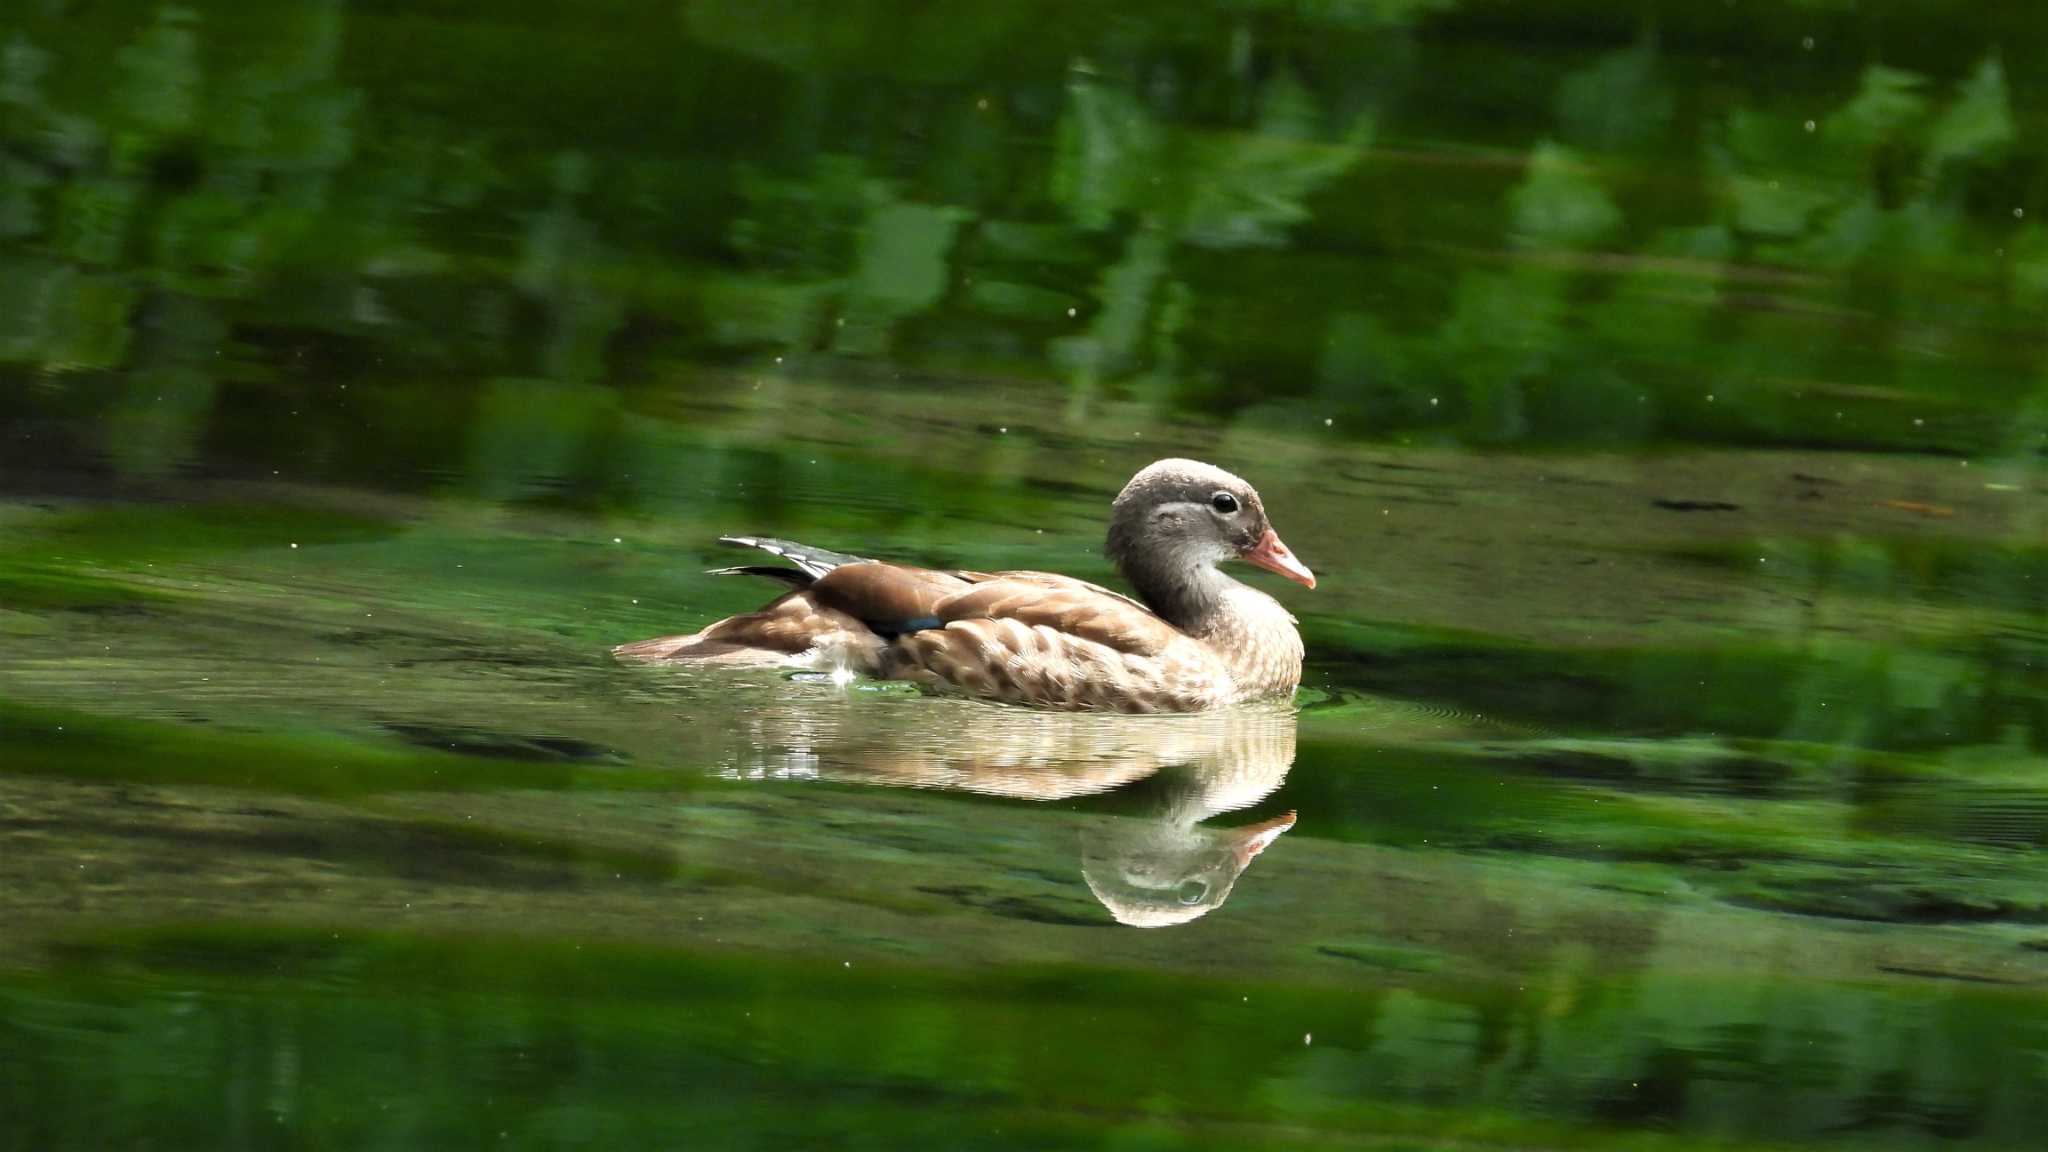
[1209,491,1240,514]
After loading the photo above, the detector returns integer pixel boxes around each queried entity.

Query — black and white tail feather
[611,535,880,664]
[707,535,871,586]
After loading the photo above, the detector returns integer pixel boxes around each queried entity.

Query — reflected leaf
[1056,65,1365,250]
[260,84,359,174]
[1051,224,1170,383]
[1923,56,2013,175]
[1555,38,1673,153]
[0,153,49,238]
[1834,65,1929,153]
[1214,0,1454,26]
[153,190,267,294]
[1438,269,1563,443]
[103,370,218,480]
[1316,311,1430,427]
[1592,225,1735,349]
[2010,225,2048,309]
[55,177,139,266]
[731,155,868,275]
[699,275,833,349]
[974,220,1097,267]
[1509,141,1620,250]
[1892,195,1962,265]
[1050,79,1162,232]
[514,152,627,379]
[0,259,134,370]
[1728,175,1831,239]
[833,195,971,357]
[1256,66,1322,140]
[204,1,357,174]
[112,6,202,145]
[1800,191,1883,266]
[680,0,1023,81]
[966,279,1080,320]
[1,35,49,108]
[1181,121,1369,249]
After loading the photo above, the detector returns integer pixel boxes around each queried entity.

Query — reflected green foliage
[5,0,2041,465]
[2,2,2047,1149]
[2,924,2044,1152]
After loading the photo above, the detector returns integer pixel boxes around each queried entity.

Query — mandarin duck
[614,458,1315,712]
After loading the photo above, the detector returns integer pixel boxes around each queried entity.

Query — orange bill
[1231,810,1298,865]
[1241,529,1316,589]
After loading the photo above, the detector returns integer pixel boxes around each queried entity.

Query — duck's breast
[1201,587,1305,701]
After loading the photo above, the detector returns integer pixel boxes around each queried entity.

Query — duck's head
[1105,458,1315,592]
[1082,809,1297,928]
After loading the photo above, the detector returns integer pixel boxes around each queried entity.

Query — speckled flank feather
[615,460,1313,712]
[886,621,1232,713]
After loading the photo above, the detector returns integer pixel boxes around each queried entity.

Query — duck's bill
[1242,529,1316,589]
[1231,810,1298,864]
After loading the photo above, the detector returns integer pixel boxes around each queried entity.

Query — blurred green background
[2,2,2046,1150]
[5,0,2047,473]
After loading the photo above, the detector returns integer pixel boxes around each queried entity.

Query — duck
[612,458,1316,712]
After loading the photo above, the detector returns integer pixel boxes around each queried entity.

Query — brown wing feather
[933,570,1181,657]
[613,588,875,663]
[702,590,872,653]
[809,563,976,631]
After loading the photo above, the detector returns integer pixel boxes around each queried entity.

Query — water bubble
[1804,120,1816,133]
[1801,36,1815,50]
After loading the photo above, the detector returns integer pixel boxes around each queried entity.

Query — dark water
[3,2,2047,1149]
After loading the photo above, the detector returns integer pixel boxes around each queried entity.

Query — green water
[3,1,2046,1148]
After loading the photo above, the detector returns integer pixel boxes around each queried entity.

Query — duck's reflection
[712,689,1299,926]
[1081,764,1295,929]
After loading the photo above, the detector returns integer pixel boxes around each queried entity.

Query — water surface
[2,2,2046,1149]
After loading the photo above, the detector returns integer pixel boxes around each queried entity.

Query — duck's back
[879,578,1230,712]
[804,565,1221,711]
